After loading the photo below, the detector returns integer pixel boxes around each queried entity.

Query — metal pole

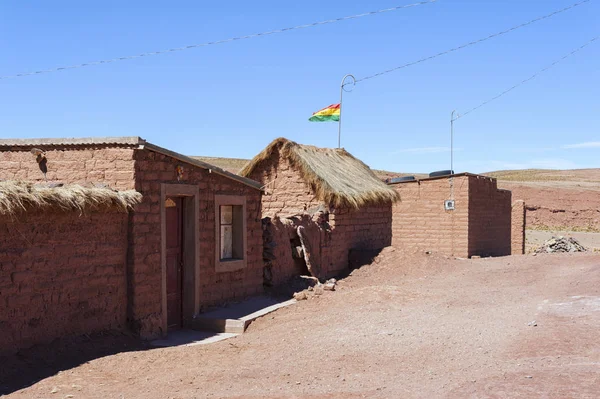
[339,74,355,149]
[449,110,458,201]
[450,110,457,173]
[339,81,343,149]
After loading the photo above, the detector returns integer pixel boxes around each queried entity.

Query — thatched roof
[0,181,142,216]
[239,138,400,208]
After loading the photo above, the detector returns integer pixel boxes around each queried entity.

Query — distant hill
[190,155,600,186]
[483,169,600,183]
[189,156,249,174]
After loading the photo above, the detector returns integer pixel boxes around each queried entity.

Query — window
[214,195,247,272]
[219,205,243,260]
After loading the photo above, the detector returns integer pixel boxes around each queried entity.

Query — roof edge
[0,137,144,148]
[141,142,263,191]
[0,136,262,191]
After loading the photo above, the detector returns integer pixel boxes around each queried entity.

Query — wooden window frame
[214,195,247,273]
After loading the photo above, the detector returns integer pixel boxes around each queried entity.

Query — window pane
[221,225,233,259]
[232,205,244,259]
[220,205,233,225]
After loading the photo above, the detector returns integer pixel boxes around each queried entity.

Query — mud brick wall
[326,204,393,276]
[132,149,263,338]
[0,211,128,354]
[264,217,327,286]
[264,218,298,286]
[248,151,394,278]
[467,176,512,257]
[392,177,470,257]
[0,146,136,190]
[246,152,322,217]
[511,200,526,255]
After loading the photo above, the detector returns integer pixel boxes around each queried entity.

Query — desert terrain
[2,249,599,398]
[489,169,600,232]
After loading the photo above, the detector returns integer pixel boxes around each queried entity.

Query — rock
[535,236,587,254]
[324,283,336,291]
[293,291,308,301]
[313,285,324,296]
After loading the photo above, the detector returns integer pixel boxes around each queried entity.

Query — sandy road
[3,249,600,398]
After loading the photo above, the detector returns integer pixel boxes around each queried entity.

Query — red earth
[3,248,600,398]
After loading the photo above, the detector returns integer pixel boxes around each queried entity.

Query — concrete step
[151,330,239,348]
[190,296,296,334]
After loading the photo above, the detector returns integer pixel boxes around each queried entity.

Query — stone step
[190,296,296,334]
[151,330,239,348]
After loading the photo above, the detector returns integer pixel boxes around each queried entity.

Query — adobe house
[239,137,399,283]
[0,182,140,354]
[0,137,263,344]
[388,173,514,258]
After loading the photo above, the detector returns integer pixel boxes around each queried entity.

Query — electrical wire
[0,0,438,81]
[354,0,591,84]
[454,35,599,120]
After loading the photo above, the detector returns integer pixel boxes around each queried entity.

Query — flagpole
[339,74,355,149]
[450,110,457,174]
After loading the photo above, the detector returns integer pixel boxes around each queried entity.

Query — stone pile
[535,236,587,254]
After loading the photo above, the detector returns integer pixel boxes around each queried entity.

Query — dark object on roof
[388,176,416,184]
[429,170,454,178]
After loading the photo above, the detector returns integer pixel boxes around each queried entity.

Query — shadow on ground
[0,332,149,396]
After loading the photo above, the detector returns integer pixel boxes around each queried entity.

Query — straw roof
[239,138,399,208]
[0,181,142,216]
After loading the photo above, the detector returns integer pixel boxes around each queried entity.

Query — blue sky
[0,0,598,173]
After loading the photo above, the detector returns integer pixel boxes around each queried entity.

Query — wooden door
[165,197,183,330]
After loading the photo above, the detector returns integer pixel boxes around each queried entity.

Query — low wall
[391,176,470,257]
[511,200,526,255]
[327,204,393,275]
[0,211,128,354]
[262,203,392,285]
[468,176,512,257]
[391,175,512,258]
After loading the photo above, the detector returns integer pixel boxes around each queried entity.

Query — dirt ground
[2,249,600,398]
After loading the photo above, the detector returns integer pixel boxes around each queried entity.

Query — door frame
[160,184,200,335]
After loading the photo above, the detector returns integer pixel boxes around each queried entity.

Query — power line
[0,0,438,81]
[455,35,599,120]
[355,0,591,84]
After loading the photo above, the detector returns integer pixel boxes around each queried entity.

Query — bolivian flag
[309,104,340,122]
